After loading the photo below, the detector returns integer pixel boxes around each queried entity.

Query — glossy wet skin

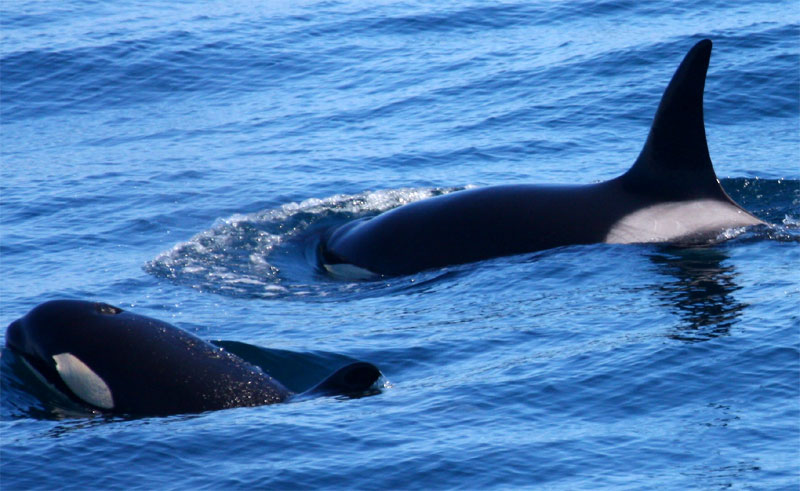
[320,40,764,277]
[6,300,291,415]
[323,179,760,277]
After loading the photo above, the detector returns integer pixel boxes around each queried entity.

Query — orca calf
[320,39,764,278]
[5,300,380,416]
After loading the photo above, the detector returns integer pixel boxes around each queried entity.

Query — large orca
[319,39,765,278]
[5,300,381,416]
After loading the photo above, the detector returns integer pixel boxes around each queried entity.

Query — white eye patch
[323,262,378,281]
[53,353,114,410]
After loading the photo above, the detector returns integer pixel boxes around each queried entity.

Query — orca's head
[6,300,124,410]
[6,300,123,356]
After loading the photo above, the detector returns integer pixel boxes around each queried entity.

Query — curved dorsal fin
[622,39,729,201]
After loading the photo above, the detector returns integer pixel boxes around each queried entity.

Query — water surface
[2,1,798,489]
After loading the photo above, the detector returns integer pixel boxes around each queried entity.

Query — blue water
[2,0,799,488]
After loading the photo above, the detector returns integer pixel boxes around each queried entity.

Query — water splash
[145,186,463,298]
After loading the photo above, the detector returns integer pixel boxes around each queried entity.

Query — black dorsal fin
[622,39,729,201]
[304,362,381,397]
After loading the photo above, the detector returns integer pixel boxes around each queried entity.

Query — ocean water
[1,0,799,488]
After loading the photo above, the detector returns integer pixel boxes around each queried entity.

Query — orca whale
[319,39,765,278]
[5,300,381,416]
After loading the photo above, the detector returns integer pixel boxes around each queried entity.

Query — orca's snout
[5,300,113,354]
[6,318,24,351]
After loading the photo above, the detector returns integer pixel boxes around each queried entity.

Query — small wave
[145,187,462,298]
[722,177,799,225]
[716,178,800,244]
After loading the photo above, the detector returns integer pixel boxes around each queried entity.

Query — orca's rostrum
[320,39,764,278]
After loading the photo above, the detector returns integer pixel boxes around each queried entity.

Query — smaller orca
[319,39,765,278]
[5,300,381,416]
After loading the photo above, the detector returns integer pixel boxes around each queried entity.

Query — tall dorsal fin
[622,39,729,201]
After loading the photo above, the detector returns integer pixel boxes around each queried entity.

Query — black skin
[6,300,380,416]
[323,179,648,276]
[320,40,759,277]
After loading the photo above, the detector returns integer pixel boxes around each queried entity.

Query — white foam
[146,187,458,293]
[153,187,455,268]
[53,353,114,410]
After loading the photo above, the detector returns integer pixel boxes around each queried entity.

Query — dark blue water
[2,1,798,488]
